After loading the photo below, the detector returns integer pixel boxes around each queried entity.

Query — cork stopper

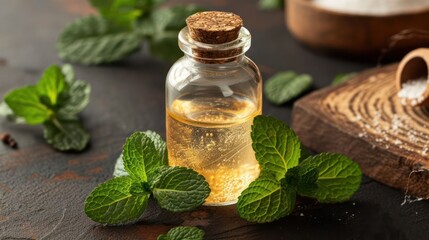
[185,11,244,63]
[186,11,243,44]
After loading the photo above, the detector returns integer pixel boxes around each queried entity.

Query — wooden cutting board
[292,64,429,200]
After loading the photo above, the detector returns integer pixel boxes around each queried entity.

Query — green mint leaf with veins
[142,5,203,61]
[264,71,312,105]
[157,226,204,240]
[122,131,163,182]
[90,0,143,30]
[145,130,168,165]
[138,5,202,36]
[85,176,149,225]
[332,72,356,86]
[113,154,128,177]
[36,65,67,107]
[2,64,90,151]
[57,79,91,117]
[129,181,151,196]
[151,5,203,32]
[151,166,210,212]
[86,130,209,225]
[114,130,167,177]
[237,177,296,223]
[61,64,76,83]
[4,86,52,125]
[56,64,91,117]
[43,119,90,151]
[251,115,301,180]
[284,163,319,196]
[57,16,141,65]
[300,153,362,203]
[299,144,313,162]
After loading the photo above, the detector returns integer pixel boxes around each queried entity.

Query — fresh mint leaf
[299,144,313,162]
[4,86,52,125]
[141,5,202,61]
[36,65,67,107]
[300,153,362,203]
[85,176,150,225]
[122,131,162,182]
[259,0,284,10]
[114,130,167,177]
[129,181,151,196]
[113,154,128,177]
[145,130,168,165]
[139,5,201,35]
[148,31,182,62]
[151,166,210,212]
[157,226,204,240]
[57,78,91,117]
[58,63,91,117]
[332,73,356,85]
[43,119,90,151]
[90,0,143,30]
[153,5,203,32]
[2,64,90,151]
[137,0,166,18]
[264,71,313,105]
[61,64,76,83]
[57,16,141,65]
[284,163,319,196]
[251,115,301,180]
[237,177,296,223]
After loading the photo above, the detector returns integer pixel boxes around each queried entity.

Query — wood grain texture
[293,64,429,200]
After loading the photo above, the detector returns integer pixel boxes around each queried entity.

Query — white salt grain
[313,0,429,16]
[398,78,428,105]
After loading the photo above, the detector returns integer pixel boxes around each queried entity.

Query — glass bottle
[165,12,262,206]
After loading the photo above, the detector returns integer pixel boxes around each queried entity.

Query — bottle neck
[179,27,251,64]
[184,52,246,65]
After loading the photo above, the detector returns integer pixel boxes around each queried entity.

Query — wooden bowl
[286,0,429,60]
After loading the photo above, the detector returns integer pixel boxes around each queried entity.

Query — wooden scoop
[396,48,429,107]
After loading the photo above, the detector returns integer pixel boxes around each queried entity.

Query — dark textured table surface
[0,0,428,239]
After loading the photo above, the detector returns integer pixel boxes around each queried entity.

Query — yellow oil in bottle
[166,96,261,205]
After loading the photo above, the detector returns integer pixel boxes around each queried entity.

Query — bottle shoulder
[166,56,261,91]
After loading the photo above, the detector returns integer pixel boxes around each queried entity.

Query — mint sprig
[264,71,313,105]
[85,131,210,225]
[251,115,301,180]
[57,16,142,66]
[299,153,362,203]
[151,166,209,212]
[84,176,150,225]
[113,130,167,178]
[1,65,90,151]
[57,0,203,65]
[157,226,204,240]
[237,177,296,223]
[237,115,362,223]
